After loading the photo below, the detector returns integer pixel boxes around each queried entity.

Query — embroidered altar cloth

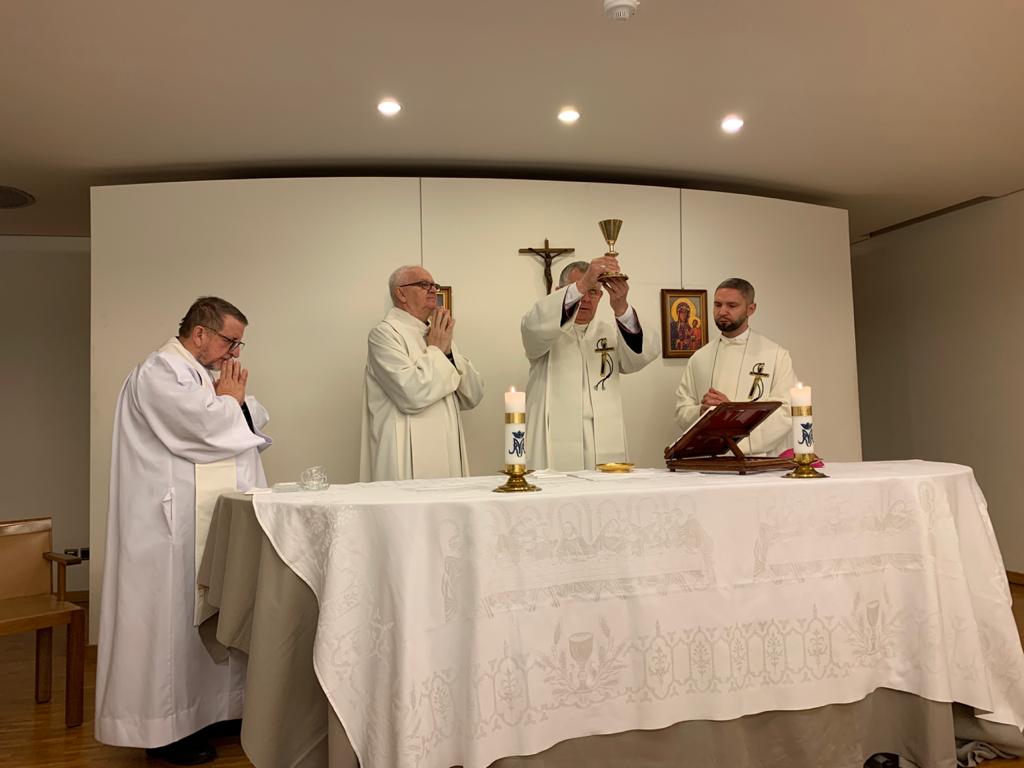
[253,461,1024,768]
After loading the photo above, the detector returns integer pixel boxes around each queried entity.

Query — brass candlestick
[784,452,828,479]
[598,218,629,283]
[494,411,541,492]
[494,465,540,493]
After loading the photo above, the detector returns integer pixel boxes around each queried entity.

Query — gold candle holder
[784,403,828,479]
[495,410,540,492]
[784,452,828,479]
[494,465,540,493]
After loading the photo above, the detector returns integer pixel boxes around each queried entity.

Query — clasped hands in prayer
[426,306,455,355]
[577,255,630,316]
[214,359,249,404]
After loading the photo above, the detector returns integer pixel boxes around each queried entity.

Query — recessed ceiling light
[558,107,580,124]
[721,114,744,134]
[377,98,402,117]
[0,186,35,209]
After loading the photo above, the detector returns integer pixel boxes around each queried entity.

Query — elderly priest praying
[95,296,272,766]
[360,265,485,480]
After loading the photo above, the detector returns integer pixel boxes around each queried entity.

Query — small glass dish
[299,465,329,491]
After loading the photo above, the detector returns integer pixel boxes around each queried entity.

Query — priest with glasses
[361,265,484,481]
[96,296,272,764]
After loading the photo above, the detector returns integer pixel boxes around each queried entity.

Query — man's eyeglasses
[400,281,441,293]
[202,326,245,352]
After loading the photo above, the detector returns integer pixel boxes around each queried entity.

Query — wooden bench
[0,517,85,727]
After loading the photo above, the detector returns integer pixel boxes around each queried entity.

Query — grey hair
[557,260,590,289]
[388,265,420,305]
[716,277,755,304]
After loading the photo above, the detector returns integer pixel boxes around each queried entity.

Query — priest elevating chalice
[597,218,629,283]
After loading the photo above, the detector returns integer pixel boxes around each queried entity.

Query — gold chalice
[598,219,629,283]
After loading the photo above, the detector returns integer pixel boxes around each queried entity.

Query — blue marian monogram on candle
[508,430,526,459]
[798,421,814,447]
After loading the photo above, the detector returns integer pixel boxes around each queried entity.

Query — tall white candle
[504,388,526,413]
[504,387,527,468]
[789,383,814,455]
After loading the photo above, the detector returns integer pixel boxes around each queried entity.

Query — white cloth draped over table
[521,286,658,471]
[96,337,272,748]
[253,461,1024,768]
[360,307,484,481]
[675,328,797,456]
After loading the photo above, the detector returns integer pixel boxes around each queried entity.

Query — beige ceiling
[1,0,1022,240]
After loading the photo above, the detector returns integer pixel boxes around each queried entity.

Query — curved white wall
[89,176,860,639]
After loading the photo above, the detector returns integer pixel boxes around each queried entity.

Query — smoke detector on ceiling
[0,186,36,209]
[604,0,639,21]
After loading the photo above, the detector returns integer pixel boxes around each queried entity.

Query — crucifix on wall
[519,239,575,294]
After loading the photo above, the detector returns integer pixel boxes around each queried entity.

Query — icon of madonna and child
[668,295,704,355]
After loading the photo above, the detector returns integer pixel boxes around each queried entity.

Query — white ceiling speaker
[604,0,639,21]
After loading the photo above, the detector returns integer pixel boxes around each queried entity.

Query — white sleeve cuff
[616,305,640,332]
[564,282,583,306]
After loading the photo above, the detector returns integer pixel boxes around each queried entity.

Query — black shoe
[145,733,218,765]
[864,754,899,768]
[200,718,241,738]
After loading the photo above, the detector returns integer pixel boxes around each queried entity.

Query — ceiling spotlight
[604,0,639,21]
[558,107,581,124]
[377,98,402,117]
[721,114,744,134]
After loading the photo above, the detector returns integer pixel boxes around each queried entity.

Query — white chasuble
[522,287,658,471]
[674,329,798,456]
[96,337,271,749]
[360,307,485,481]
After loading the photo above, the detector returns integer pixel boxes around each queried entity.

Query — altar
[201,461,1024,767]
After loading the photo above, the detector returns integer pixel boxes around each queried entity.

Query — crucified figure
[519,239,575,294]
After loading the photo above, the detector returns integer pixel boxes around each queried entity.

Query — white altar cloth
[253,461,1024,768]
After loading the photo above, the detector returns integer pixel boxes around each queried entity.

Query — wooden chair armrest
[42,552,82,602]
[43,552,82,566]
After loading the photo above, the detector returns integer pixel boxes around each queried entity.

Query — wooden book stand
[665,401,796,475]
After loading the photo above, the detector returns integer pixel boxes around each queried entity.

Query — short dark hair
[177,296,248,338]
[716,277,755,304]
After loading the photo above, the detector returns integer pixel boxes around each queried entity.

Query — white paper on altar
[253,461,1024,768]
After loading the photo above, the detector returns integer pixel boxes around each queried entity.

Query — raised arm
[520,286,579,361]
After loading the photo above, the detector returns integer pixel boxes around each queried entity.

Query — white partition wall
[90,177,859,640]
[421,179,683,473]
[89,178,422,640]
